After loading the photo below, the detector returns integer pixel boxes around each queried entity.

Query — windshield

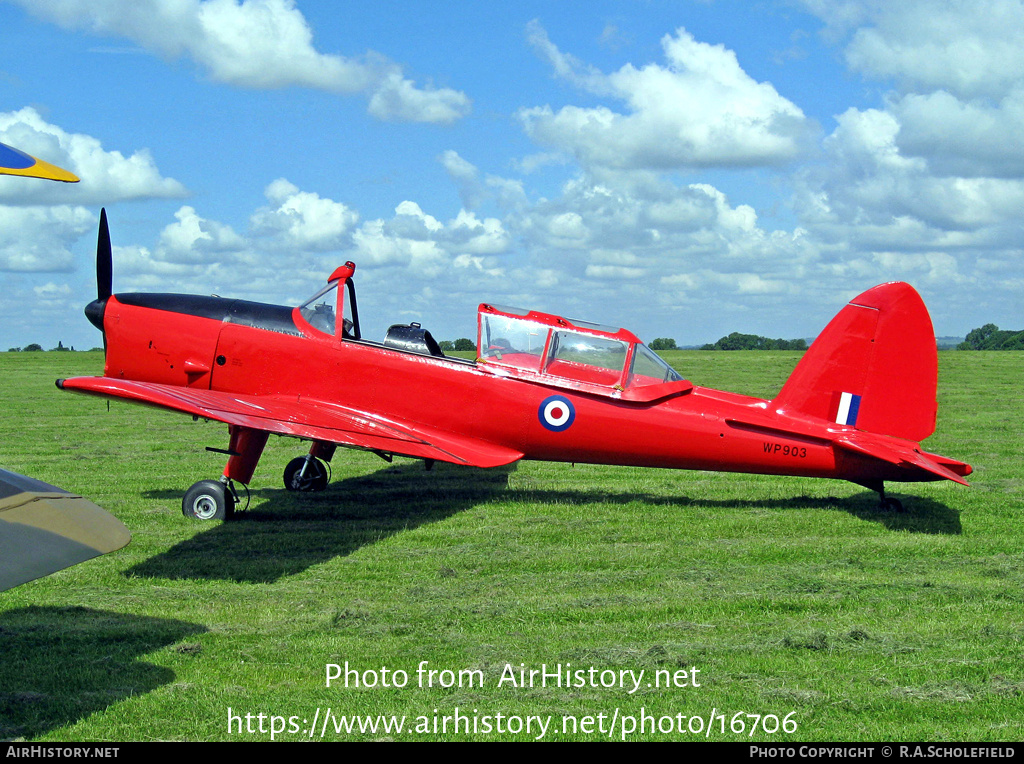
[297,281,358,338]
[299,283,338,336]
[629,343,684,387]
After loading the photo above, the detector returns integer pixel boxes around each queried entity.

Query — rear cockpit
[477,304,691,401]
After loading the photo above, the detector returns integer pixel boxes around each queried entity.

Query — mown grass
[0,350,1019,741]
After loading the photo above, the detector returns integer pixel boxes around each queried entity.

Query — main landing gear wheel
[283,456,329,492]
[182,479,235,520]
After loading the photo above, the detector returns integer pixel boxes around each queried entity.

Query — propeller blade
[97,208,112,301]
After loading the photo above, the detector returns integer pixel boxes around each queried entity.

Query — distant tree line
[439,339,475,352]
[957,324,1024,350]
[436,334,812,353]
[700,332,807,351]
[7,342,88,352]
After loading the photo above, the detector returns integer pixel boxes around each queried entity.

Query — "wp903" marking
[763,442,807,458]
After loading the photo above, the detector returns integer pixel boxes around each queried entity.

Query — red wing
[57,377,523,469]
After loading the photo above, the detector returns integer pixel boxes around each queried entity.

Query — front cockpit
[298,283,338,335]
[294,262,360,340]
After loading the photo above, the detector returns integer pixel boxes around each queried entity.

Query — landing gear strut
[181,429,335,519]
[182,425,268,521]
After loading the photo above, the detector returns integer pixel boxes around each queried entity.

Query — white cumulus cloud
[0,205,94,272]
[823,0,1024,100]
[520,22,815,171]
[155,205,246,264]
[250,178,359,250]
[14,0,471,124]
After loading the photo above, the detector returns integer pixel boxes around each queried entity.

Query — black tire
[283,456,328,492]
[182,479,233,520]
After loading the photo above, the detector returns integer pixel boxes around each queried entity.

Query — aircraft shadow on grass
[0,606,205,741]
[503,487,962,535]
[126,462,962,585]
[127,462,519,584]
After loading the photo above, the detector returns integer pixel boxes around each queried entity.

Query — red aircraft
[58,211,971,520]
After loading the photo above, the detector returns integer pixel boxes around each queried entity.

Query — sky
[0,0,1021,351]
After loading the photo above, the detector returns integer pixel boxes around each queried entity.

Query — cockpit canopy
[477,304,689,399]
[292,269,690,402]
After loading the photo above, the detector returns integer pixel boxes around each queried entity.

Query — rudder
[772,283,937,442]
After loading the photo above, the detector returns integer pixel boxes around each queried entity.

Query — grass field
[0,349,1020,741]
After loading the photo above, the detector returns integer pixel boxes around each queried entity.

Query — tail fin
[773,282,937,442]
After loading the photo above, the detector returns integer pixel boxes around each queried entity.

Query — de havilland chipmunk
[57,210,971,521]
[0,143,129,591]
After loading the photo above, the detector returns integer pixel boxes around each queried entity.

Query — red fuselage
[91,291,941,489]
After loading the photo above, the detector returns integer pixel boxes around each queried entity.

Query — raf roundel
[539,395,576,432]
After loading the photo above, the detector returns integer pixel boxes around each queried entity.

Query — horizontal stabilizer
[834,434,971,486]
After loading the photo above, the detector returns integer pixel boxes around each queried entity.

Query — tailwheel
[876,485,904,512]
[182,479,235,521]
[879,496,904,512]
[283,456,329,492]
[861,480,906,513]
